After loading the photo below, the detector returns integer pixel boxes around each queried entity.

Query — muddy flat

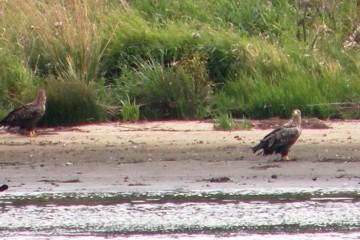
[1,120,360,192]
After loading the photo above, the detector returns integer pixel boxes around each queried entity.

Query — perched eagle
[252,109,302,161]
[0,89,46,137]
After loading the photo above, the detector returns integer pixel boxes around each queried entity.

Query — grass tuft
[40,79,106,127]
[213,113,253,131]
[120,98,140,122]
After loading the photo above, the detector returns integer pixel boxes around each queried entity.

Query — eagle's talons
[28,130,37,137]
[282,155,290,161]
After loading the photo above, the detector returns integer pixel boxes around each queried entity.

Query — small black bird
[0,184,8,192]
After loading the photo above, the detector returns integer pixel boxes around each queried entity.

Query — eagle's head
[36,89,46,110]
[292,109,301,118]
[292,109,301,125]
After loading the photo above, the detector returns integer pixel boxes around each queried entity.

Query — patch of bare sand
[1,120,360,192]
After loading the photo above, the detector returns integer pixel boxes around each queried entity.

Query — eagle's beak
[292,109,300,118]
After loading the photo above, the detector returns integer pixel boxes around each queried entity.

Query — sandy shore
[1,120,360,193]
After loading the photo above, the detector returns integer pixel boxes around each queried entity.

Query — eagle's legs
[282,155,290,161]
[27,130,37,137]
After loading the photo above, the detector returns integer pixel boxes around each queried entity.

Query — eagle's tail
[0,120,12,130]
[0,117,9,126]
[252,144,264,155]
[0,113,14,128]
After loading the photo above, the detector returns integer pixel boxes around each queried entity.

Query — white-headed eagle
[0,89,46,137]
[252,109,302,161]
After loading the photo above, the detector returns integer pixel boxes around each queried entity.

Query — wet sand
[1,120,360,193]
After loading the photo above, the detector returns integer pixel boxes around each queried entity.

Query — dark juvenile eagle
[0,89,46,137]
[252,109,302,161]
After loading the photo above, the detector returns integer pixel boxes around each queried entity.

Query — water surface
[1,189,360,239]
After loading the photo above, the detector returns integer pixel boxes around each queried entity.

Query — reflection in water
[0,189,360,239]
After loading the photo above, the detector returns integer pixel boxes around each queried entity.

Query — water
[1,189,360,239]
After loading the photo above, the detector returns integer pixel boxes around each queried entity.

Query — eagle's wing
[264,126,300,149]
[0,105,25,125]
[1,102,43,126]
[253,125,301,155]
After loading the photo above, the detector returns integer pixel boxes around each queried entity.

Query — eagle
[252,109,302,161]
[0,89,46,137]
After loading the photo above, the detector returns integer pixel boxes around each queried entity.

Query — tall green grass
[120,98,140,122]
[131,0,298,38]
[1,0,122,125]
[40,79,107,127]
[115,51,212,119]
[0,48,35,109]
[4,0,109,83]
[1,0,360,125]
[213,38,360,118]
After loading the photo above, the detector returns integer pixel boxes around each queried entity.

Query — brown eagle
[0,89,46,137]
[252,109,302,161]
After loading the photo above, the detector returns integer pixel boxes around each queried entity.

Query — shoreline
[1,120,360,193]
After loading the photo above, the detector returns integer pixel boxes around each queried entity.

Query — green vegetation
[120,98,140,122]
[213,113,254,131]
[40,80,107,126]
[1,0,360,126]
